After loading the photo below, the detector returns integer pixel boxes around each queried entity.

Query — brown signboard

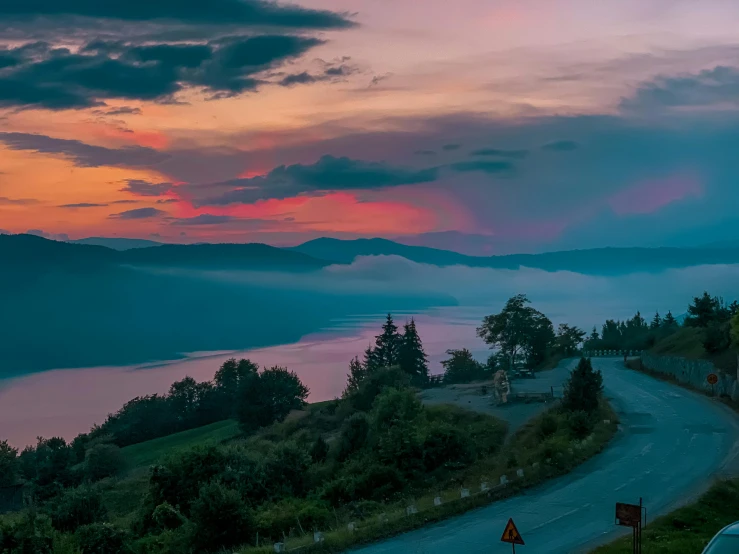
[707,373,718,385]
[615,502,641,528]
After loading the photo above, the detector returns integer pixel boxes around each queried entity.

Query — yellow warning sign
[500,518,525,545]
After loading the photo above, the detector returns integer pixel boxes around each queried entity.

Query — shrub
[85,443,125,482]
[537,413,559,439]
[309,436,329,463]
[264,442,311,499]
[3,511,54,554]
[76,522,130,554]
[190,482,253,552]
[152,502,187,531]
[255,499,332,538]
[567,410,594,440]
[335,413,370,461]
[49,487,107,532]
[421,422,474,471]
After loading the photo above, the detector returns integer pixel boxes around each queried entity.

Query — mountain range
[3,233,739,275]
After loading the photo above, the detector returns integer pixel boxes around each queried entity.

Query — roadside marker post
[707,373,718,396]
[500,518,525,553]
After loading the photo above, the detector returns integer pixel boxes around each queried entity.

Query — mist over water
[2,256,738,447]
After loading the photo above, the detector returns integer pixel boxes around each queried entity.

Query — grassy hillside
[650,327,737,372]
[592,479,739,554]
[121,419,241,470]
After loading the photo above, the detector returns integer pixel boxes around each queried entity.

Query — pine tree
[362,344,383,374]
[374,314,402,368]
[343,356,366,396]
[650,311,662,329]
[589,326,599,342]
[662,310,677,328]
[398,318,429,385]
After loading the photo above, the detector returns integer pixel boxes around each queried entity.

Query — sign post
[500,518,525,553]
[615,499,647,554]
[707,373,718,397]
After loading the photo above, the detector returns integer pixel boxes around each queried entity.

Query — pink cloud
[608,173,703,216]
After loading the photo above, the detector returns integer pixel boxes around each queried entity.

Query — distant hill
[1,234,328,273]
[290,237,739,275]
[69,237,163,250]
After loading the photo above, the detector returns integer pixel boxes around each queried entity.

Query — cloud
[110,199,139,204]
[0,196,38,205]
[0,0,354,33]
[109,207,165,219]
[541,140,579,151]
[92,106,142,116]
[0,36,327,109]
[620,66,739,113]
[470,148,529,159]
[120,179,173,196]
[156,198,179,204]
[194,155,440,206]
[279,60,358,87]
[169,214,234,225]
[414,150,436,156]
[442,144,461,151]
[0,132,169,167]
[449,160,513,174]
[58,202,108,208]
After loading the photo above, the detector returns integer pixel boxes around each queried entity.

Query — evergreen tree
[662,310,677,328]
[374,314,402,367]
[398,318,429,385]
[562,357,603,414]
[362,344,383,374]
[650,311,661,329]
[589,326,599,342]
[343,356,367,396]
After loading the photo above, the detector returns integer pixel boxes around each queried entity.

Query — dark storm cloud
[0,36,324,109]
[0,132,170,167]
[470,148,529,159]
[168,214,234,225]
[109,207,166,219]
[620,65,739,113]
[541,140,579,151]
[0,0,354,31]
[449,160,513,174]
[58,202,108,208]
[120,179,174,196]
[92,106,142,116]
[193,155,440,205]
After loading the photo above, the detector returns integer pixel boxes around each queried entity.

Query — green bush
[190,482,254,552]
[49,487,107,532]
[567,410,594,440]
[562,357,603,414]
[255,499,332,538]
[85,443,125,482]
[309,436,329,463]
[152,502,187,531]
[537,413,559,439]
[264,442,311,499]
[421,422,474,470]
[76,522,130,554]
[2,511,55,554]
[335,413,370,461]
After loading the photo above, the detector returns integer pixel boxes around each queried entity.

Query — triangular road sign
[500,518,525,545]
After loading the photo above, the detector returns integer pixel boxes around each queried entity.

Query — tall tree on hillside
[0,440,19,487]
[398,318,429,385]
[214,358,259,408]
[441,348,486,384]
[526,312,556,367]
[650,311,662,329]
[362,344,383,374]
[562,357,603,414]
[343,356,367,396]
[477,294,552,368]
[685,291,721,328]
[375,314,402,367]
[662,310,678,328]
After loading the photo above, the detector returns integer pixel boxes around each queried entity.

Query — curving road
[352,358,739,554]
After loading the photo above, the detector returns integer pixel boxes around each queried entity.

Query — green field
[592,479,739,554]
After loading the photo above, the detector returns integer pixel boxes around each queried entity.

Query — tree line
[584,291,739,355]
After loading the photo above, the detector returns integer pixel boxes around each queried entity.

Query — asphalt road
[352,358,739,554]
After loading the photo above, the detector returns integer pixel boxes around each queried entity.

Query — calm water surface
[0,307,489,447]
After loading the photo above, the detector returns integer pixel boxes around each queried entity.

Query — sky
[2,0,739,254]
